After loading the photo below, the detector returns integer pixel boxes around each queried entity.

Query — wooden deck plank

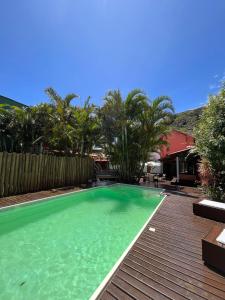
[107,283,135,300]
[142,228,202,249]
[116,270,170,300]
[97,190,225,300]
[141,232,202,259]
[133,243,225,286]
[120,262,198,300]
[126,254,225,300]
[138,236,203,264]
[112,275,152,300]
[132,246,225,290]
[100,291,117,300]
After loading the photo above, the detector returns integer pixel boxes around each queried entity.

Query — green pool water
[0,184,164,300]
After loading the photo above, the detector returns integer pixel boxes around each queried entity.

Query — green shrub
[194,84,225,202]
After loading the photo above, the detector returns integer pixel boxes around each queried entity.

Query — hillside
[172,107,204,134]
[0,95,26,108]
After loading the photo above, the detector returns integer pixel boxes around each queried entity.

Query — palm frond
[152,96,174,113]
[45,87,62,105]
[64,93,79,106]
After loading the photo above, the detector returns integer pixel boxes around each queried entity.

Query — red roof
[160,130,194,159]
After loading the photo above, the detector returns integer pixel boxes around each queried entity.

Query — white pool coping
[0,183,166,299]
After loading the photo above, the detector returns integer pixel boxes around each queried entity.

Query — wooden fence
[0,152,94,197]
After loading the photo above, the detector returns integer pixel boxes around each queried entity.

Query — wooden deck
[97,189,225,300]
[0,186,82,208]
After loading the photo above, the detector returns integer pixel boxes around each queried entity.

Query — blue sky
[1,0,225,112]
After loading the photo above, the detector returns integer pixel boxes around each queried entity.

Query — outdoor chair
[193,199,225,223]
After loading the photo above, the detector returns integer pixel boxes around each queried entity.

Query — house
[0,95,27,109]
[160,130,199,185]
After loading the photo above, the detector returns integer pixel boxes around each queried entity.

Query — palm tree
[0,105,15,151]
[45,87,78,123]
[0,105,38,152]
[137,95,174,180]
[70,97,100,156]
[100,89,174,182]
[45,87,79,153]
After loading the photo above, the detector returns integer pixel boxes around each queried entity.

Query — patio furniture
[171,177,178,184]
[202,224,225,274]
[193,199,225,223]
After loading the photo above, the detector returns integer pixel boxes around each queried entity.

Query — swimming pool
[0,184,164,300]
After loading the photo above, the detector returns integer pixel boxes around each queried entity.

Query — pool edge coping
[89,190,167,300]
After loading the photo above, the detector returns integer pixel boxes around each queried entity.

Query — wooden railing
[0,152,94,197]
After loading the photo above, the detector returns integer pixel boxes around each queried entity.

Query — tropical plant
[72,97,101,155]
[0,86,174,169]
[0,104,15,151]
[45,87,79,153]
[45,87,78,122]
[0,88,101,156]
[197,158,214,187]
[194,84,225,202]
[0,105,34,152]
[0,104,54,152]
[100,89,174,182]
